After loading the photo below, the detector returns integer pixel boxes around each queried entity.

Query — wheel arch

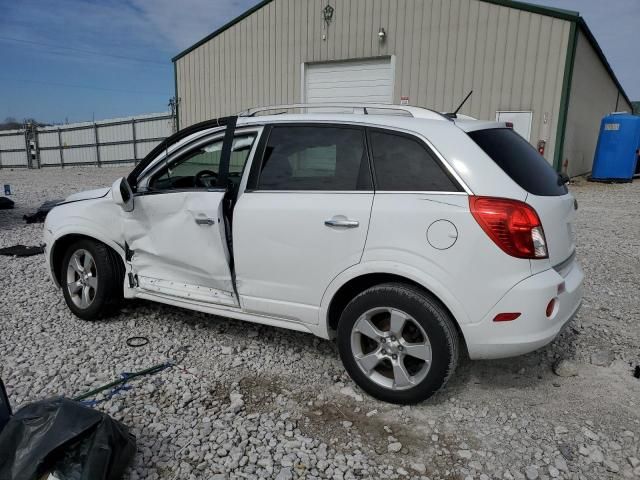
[50,232,125,288]
[320,263,469,349]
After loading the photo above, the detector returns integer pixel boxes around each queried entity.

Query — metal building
[172,0,632,177]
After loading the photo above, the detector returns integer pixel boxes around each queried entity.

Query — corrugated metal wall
[176,0,571,164]
[563,31,634,177]
[0,113,173,168]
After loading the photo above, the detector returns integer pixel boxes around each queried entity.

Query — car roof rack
[239,103,451,121]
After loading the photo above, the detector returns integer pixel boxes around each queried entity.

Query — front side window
[149,134,256,191]
[369,130,461,192]
[256,126,371,190]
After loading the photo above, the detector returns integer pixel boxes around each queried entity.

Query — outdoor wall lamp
[378,27,387,42]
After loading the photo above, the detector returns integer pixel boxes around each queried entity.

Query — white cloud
[130,0,258,51]
[0,0,258,58]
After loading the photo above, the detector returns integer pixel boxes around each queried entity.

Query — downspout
[553,21,578,173]
[173,61,180,131]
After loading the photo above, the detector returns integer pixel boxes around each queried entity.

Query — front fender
[318,260,471,338]
[44,198,126,288]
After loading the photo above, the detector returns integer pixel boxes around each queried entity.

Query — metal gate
[0,112,174,169]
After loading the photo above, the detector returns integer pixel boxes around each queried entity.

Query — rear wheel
[337,283,459,404]
[61,239,124,320]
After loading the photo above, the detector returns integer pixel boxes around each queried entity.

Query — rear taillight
[469,196,548,259]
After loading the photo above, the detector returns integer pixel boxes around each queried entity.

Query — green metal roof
[171,0,631,107]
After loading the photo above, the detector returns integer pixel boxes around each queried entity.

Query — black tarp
[0,379,10,433]
[0,245,44,257]
[0,397,136,480]
[0,197,14,210]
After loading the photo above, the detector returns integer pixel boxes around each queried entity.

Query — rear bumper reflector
[493,312,521,322]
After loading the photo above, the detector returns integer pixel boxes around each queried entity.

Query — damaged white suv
[44,104,583,404]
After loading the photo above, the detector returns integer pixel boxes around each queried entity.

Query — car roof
[237,112,507,134]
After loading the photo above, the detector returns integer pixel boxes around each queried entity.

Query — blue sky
[0,0,637,124]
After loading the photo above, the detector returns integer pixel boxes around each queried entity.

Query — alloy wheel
[66,249,98,309]
[350,307,432,391]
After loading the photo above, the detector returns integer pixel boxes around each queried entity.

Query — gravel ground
[1,167,639,480]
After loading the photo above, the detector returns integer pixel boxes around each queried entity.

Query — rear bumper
[462,259,584,360]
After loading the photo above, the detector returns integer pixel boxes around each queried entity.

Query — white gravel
[1,167,639,480]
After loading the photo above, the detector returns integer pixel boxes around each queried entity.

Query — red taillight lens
[469,196,548,259]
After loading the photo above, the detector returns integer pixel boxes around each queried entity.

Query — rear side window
[369,130,461,191]
[257,126,371,190]
[468,128,568,196]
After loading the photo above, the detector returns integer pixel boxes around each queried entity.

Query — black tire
[61,239,124,320]
[337,283,459,404]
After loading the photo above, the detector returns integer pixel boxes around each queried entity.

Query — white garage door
[304,58,394,104]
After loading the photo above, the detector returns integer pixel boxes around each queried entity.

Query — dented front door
[123,191,237,306]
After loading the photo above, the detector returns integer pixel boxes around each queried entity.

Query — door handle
[195,218,216,226]
[324,218,359,228]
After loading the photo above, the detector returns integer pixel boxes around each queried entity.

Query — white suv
[43,104,583,404]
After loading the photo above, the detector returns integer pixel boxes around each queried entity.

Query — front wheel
[337,283,459,404]
[61,239,124,320]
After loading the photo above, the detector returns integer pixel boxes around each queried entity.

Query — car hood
[64,187,110,203]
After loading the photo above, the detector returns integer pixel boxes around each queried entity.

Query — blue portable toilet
[590,113,640,182]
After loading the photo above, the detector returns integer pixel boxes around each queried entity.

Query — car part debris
[0,197,14,210]
[23,199,62,223]
[0,379,11,434]
[0,244,45,257]
[0,397,136,480]
[73,361,173,406]
[125,336,149,348]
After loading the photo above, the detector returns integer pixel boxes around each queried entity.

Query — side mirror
[111,177,134,212]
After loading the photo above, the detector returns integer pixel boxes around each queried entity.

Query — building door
[496,111,533,142]
[304,58,394,104]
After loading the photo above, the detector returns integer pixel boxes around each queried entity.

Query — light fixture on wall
[378,27,387,42]
[323,4,334,27]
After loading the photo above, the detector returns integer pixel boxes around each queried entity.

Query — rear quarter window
[369,130,462,192]
[468,128,568,196]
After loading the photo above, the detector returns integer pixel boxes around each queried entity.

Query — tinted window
[468,128,568,196]
[369,130,461,191]
[149,135,255,191]
[257,126,371,190]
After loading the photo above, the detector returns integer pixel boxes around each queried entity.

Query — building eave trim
[172,0,274,62]
[576,18,632,108]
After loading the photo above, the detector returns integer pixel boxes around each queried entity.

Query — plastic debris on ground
[0,244,45,257]
[0,379,11,433]
[0,396,136,480]
[0,197,14,210]
[23,199,63,223]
